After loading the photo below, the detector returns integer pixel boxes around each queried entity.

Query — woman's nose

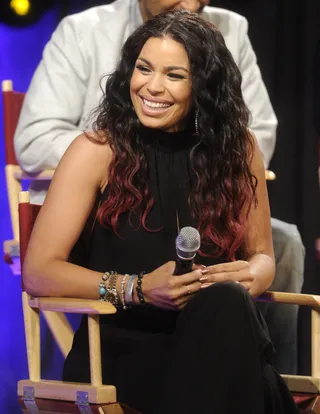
[147,75,165,95]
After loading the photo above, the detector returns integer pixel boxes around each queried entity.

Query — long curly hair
[92,9,257,260]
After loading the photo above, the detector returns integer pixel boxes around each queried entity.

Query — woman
[23,10,298,414]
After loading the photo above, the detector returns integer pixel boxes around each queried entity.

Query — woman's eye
[136,65,151,73]
[167,73,185,80]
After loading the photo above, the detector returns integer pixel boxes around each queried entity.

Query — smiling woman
[23,9,298,414]
[130,37,192,132]
[93,10,260,261]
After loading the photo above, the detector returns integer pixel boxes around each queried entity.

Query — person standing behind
[14,0,304,374]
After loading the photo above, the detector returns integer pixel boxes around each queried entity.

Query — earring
[194,109,199,136]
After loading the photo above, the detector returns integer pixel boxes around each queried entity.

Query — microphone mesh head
[176,227,201,254]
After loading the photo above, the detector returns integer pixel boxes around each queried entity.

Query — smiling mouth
[141,97,172,113]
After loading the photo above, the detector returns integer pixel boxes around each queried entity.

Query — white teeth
[143,98,170,109]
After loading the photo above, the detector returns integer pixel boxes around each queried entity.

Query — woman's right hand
[138,261,203,310]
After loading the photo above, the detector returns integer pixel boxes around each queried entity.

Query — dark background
[212,0,320,376]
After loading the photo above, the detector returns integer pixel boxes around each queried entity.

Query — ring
[186,285,191,295]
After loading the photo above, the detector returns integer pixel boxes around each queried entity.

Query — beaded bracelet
[120,274,129,310]
[105,271,119,307]
[136,271,146,305]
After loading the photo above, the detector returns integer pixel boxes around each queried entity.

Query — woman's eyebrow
[137,57,189,73]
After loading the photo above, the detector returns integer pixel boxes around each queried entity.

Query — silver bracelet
[125,274,137,306]
[120,274,129,310]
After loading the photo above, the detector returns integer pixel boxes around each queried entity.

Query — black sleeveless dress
[63,127,298,414]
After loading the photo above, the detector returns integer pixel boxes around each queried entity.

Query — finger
[192,263,207,271]
[201,282,215,289]
[209,271,254,284]
[207,261,249,274]
[174,269,203,286]
[167,278,201,303]
[173,281,201,300]
[184,280,201,296]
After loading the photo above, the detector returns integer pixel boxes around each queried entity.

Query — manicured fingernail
[200,276,209,281]
[201,269,209,274]
[199,264,207,270]
[201,283,213,288]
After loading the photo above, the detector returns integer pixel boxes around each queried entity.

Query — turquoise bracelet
[98,271,111,301]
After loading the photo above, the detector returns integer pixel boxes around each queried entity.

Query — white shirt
[14,0,277,203]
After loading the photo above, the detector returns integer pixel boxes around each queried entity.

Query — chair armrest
[12,165,55,181]
[265,170,276,180]
[28,297,117,314]
[257,291,320,307]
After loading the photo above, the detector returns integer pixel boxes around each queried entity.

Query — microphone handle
[173,256,194,275]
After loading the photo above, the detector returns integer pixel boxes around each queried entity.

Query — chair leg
[22,292,40,381]
[312,308,320,378]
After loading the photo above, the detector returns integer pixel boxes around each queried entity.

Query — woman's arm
[243,134,275,296]
[23,132,112,299]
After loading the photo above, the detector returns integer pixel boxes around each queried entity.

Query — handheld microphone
[174,227,201,275]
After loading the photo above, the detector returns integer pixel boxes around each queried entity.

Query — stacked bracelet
[120,274,129,310]
[99,271,145,308]
[125,274,137,306]
[136,271,146,305]
[99,272,111,301]
[105,271,119,307]
[98,271,119,307]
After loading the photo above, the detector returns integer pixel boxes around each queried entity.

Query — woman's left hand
[199,260,254,291]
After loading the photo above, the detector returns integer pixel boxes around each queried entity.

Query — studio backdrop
[214,0,320,374]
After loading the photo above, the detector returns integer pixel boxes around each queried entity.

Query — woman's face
[130,36,192,133]
[139,1,210,21]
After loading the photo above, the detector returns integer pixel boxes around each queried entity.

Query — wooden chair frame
[2,80,73,359]
[2,79,54,274]
[18,191,140,413]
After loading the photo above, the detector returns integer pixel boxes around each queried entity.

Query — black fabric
[64,284,298,414]
[63,127,297,413]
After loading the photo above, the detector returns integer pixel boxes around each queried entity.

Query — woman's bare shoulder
[73,130,111,151]
[55,130,113,191]
[69,131,112,162]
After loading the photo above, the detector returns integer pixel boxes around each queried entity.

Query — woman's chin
[139,118,167,130]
